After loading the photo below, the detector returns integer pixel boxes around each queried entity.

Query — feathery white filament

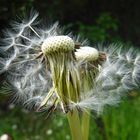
[0,11,140,113]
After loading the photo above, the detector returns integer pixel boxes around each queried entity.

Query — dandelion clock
[0,11,140,140]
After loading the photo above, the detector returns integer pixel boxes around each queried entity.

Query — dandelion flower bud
[75,46,99,61]
[41,36,75,55]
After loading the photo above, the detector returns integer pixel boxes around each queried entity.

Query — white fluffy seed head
[41,36,75,55]
[1,10,140,114]
[75,46,99,61]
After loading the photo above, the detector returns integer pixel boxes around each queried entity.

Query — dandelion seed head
[73,44,140,113]
[1,11,140,113]
[75,46,99,61]
[41,36,75,55]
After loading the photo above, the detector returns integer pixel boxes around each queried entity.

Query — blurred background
[0,0,140,140]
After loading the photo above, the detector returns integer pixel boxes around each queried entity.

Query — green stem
[67,109,83,140]
[82,111,90,140]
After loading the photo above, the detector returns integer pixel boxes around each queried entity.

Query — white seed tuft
[75,46,99,61]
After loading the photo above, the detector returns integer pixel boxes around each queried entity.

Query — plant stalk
[67,109,83,140]
[82,111,91,140]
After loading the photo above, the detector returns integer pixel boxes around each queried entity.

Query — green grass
[102,96,140,140]
[0,96,140,140]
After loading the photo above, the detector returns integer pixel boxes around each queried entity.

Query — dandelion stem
[67,109,83,140]
[82,110,91,140]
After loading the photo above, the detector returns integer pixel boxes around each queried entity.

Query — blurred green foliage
[103,97,140,140]
[77,13,121,43]
[0,96,140,140]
